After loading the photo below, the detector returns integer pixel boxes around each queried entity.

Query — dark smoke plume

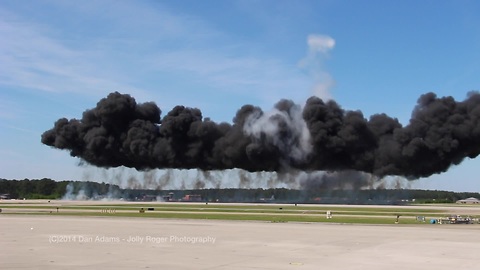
[42,91,480,179]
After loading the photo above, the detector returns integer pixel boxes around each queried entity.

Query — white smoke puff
[307,34,335,53]
[61,182,90,200]
[62,183,75,200]
[299,34,336,101]
[243,105,312,164]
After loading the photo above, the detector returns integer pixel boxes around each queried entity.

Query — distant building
[456,197,480,204]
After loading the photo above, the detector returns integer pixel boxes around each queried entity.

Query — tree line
[0,179,117,199]
[1,178,479,203]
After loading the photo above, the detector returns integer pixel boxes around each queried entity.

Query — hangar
[456,197,480,204]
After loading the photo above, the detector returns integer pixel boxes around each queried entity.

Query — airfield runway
[1,213,480,269]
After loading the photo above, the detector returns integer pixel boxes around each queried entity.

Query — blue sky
[1,0,479,192]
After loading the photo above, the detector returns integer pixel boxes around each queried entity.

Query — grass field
[2,200,480,225]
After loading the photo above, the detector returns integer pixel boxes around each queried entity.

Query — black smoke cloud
[42,91,480,179]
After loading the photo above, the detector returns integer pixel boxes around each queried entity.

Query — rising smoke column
[42,91,480,179]
[299,34,336,100]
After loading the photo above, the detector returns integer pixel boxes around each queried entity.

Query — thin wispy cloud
[150,49,310,103]
[0,6,150,99]
[0,99,22,120]
[0,1,311,108]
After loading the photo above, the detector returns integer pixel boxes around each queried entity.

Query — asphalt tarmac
[2,214,480,269]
